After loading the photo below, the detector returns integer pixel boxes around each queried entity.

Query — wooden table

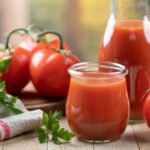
[0,118,150,150]
[19,82,66,113]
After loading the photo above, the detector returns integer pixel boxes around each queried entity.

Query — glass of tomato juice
[66,62,129,142]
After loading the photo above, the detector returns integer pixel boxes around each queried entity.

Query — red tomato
[19,36,37,54]
[1,47,30,94]
[8,28,69,58]
[143,92,150,127]
[31,39,69,57]
[6,28,36,56]
[30,48,80,97]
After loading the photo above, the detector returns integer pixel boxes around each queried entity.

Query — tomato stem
[27,24,44,34]
[37,31,64,50]
[5,28,28,50]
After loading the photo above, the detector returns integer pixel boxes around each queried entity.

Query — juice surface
[99,20,150,120]
[66,77,129,141]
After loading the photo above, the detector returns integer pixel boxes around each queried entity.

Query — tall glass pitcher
[99,0,150,120]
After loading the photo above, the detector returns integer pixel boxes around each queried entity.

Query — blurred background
[0,0,110,61]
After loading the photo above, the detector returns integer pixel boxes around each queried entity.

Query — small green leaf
[51,122,59,132]
[52,111,63,120]
[35,127,48,144]
[58,128,75,141]
[35,111,74,145]
[9,96,17,103]
[51,135,59,144]
[0,81,23,114]
[0,81,6,92]
[0,57,11,72]
[42,112,49,128]
[48,111,53,119]
[10,107,23,114]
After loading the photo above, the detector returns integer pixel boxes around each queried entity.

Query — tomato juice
[99,19,150,120]
[66,62,129,142]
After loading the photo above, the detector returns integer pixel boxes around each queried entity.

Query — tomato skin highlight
[19,37,37,55]
[143,93,150,127]
[1,47,30,95]
[30,48,80,97]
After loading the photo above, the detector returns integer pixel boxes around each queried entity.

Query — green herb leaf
[0,81,23,114]
[0,58,11,72]
[10,107,23,114]
[57,128,75,142]
[35,127,48,144]
[53,111,63,120]
[35,111,75,144]
[42,112,49,128]
[0,51,12,73]
[51,135,59,144]
[0,81,6,92]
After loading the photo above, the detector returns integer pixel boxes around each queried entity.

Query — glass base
[77,136,120,144]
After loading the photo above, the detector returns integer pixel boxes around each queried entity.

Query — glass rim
[68,62,128,78]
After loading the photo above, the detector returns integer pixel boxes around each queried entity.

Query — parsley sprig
[35,111,75,144]
[0,44,12,73]
[0,81,23,114]
[0,54,11,72]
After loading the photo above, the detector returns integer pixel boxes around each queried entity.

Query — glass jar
[99,0,150,120]
[66,62,129,143]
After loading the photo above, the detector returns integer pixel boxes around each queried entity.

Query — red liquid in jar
[99,20,150,120]
[66,77,129,141]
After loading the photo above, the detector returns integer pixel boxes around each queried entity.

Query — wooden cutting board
[18,82,66,113]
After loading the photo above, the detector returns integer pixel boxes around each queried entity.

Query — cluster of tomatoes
[0,25,79,97]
